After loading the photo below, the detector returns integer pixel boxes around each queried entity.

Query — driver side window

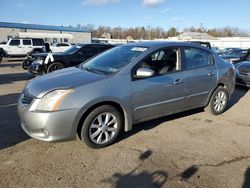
[141,48,179,75]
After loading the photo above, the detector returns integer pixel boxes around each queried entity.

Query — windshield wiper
[83,67,107,75]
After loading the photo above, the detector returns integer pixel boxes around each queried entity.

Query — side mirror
[135,67,155,78]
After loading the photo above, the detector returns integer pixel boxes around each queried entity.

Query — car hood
[26,67,107,98]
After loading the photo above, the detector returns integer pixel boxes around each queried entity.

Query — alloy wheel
[213,91,227,112]
[89,113,118,144]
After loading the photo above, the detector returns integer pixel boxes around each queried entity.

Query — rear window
[32,39,44,46]
[59,43,70,47]
[9,40,20,46]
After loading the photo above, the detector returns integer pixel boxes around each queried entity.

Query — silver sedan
[18,42,235,148]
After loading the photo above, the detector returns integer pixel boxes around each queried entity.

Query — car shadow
[6,58,25,62]
[102,150,168,188]
[117,108,204,144]
[117,86,248,144]
[227,85,249,110]
[0,72,33,84]
[0,93,30,150]
[0,63,21,68]
[243,167,250,188]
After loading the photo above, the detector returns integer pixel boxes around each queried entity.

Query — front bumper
[17,98,80,142]
[236,74,250,87]
[28,62,45,75]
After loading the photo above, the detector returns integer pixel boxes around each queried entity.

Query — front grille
[21,90,34,106]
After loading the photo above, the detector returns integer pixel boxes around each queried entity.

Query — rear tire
[80,105,122,149]
[46,62,65,73]
[0,55,2,63]
[206,86,229,115]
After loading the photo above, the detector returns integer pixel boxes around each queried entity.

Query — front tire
[46,62,65,73]
[206,86,229,115]
[22,59,28,69]
[80,105,122,149]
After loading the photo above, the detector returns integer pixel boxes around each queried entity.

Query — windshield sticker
[131,47,147,52]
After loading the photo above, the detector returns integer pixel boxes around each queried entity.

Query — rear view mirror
[135,68,155,78]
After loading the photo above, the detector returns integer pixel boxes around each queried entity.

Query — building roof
[0,22,90,33]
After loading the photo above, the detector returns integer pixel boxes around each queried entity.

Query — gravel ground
[0,59,250,188]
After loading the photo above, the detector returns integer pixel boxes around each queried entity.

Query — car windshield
[63,45,82,55]
[80,45,148,74]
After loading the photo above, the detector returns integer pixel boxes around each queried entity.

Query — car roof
[10,38,44,40]
[77,43,114,47]
[121,41,210,50]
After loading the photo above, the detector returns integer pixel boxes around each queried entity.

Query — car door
[131,48,187,122]
[182,47,217,108]
[22,39,33,54]
[5,39,22,55]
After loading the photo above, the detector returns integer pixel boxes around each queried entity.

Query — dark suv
[28,43,114,75]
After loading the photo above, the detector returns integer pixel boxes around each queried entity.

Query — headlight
[30,89,73,112]
[34,59,44,65]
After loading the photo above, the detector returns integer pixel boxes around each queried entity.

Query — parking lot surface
[0,59,250,188]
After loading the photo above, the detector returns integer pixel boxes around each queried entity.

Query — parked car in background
[220,49,248,64]
[189,41,212,49]
[18,42,235,148]
[220,48,242,53]
[235,61,250,88]
[22,43,51,69]
[28,43,114,75]
[212,46,221,53]
[0,38,44,62]
[50,43,72,53]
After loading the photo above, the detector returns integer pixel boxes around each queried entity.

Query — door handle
[173,79,185,85]
[208,72,215,76]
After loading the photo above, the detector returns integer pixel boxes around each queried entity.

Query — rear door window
[183,47,214,70]
[23,39,32,45]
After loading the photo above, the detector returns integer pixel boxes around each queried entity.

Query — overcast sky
[0,0,249,32]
